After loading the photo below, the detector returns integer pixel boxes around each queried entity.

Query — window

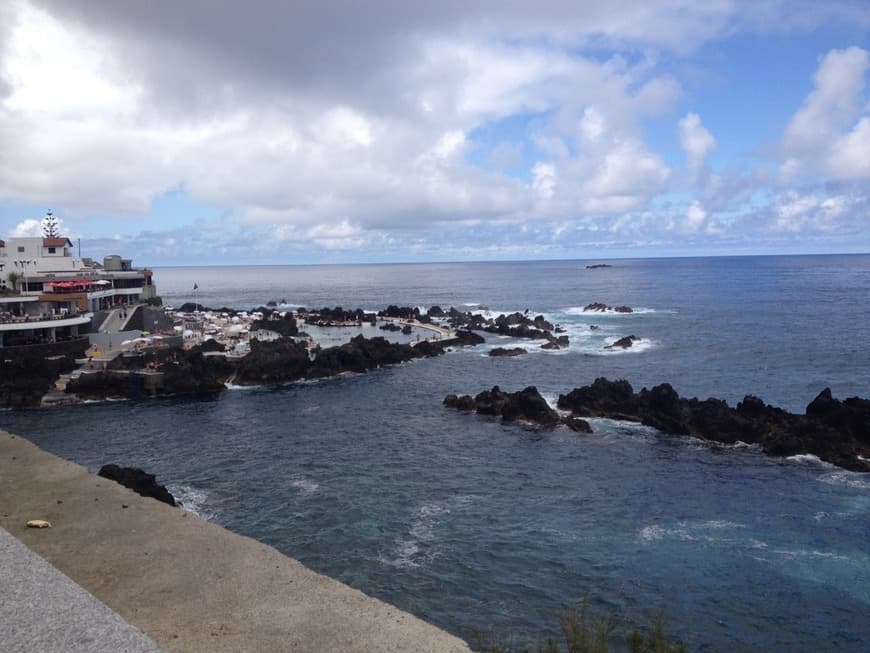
[48,247,56,254]
[17,246,24,252]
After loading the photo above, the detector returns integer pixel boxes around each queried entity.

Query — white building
[0,232,157,348]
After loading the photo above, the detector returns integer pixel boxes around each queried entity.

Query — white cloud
[10,212,69,237]
[533,163,556,199]
[769,191,859,233]
[679,113,716,182]
[1,1,869,259]
[11,218,42,237]
[781,46,870,180]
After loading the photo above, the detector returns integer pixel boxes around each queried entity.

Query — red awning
[47,280,96,288]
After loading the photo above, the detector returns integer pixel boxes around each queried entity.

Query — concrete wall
[0,336,89,361]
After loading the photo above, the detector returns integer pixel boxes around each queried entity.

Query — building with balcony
[0,233,157,349]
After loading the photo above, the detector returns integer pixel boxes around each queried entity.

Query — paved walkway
[0,526,164,653]
[382,317,455,343]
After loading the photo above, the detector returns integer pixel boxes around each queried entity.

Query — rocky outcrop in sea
[447,309,570,347]
[445,379,870,471]
[444,386,591,432]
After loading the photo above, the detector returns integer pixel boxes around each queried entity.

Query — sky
[0,1,869,265]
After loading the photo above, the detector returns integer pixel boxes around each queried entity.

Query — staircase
[40,370,82,407]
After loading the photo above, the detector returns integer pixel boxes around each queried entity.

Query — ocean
[3,255,869,651]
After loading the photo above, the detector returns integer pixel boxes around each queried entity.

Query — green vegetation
[474,601,688,653]
[6,271,20,292]
[146,296,163,306]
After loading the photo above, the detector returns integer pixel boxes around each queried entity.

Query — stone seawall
[0,431,470,653]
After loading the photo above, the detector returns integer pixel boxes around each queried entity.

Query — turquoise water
[4,255,869,650]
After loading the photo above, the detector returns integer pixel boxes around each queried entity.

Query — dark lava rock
[583,302,634,313]
[502,386,561,426]
[541,342,560,350]
[489,347,528,357]
[605,335,640,350]
[557,377,870,471]
[380,322,402,332]
[251,313,298,337]
[98,464,177,507]
[307,335,420,378]
[235,338,311,384]
[564,417,593,433]
[379,305,420,320]
[450,330,486,346]
[197,338,226,353]
[444,386,564,429]
[444,394,476,411]
[0,346,85,408]
[806,388,870,446]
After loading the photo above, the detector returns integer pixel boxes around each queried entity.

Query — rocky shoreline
[2,301,649,408]
[60,329,484,403]
[444,379,870,472]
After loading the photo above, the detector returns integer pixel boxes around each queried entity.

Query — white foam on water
[561,306,662,316]
[818,471,870,491]
[638,525,667,541]
[539,392,561,410]
[289,478,320,495]
[379,540,421,569]
[638,520,746,544]
[170,484,215,521]
[786,454,837,469]
[728,441,762,450]
[224,382,257,391]
[582,417,658,441]
[772,548,849,561]
[380,496,475,569]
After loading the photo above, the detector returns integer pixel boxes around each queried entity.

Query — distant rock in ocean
[488,347,528,357]
[604,335,639,349]
[582,302,633,313]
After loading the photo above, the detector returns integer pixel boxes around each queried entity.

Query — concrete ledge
[0,431,470,653]
[0,526,164,653]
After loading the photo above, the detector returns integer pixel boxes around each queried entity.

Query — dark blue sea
[3,255,869,651]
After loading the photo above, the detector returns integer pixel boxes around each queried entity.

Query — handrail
[0,312,88,324]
